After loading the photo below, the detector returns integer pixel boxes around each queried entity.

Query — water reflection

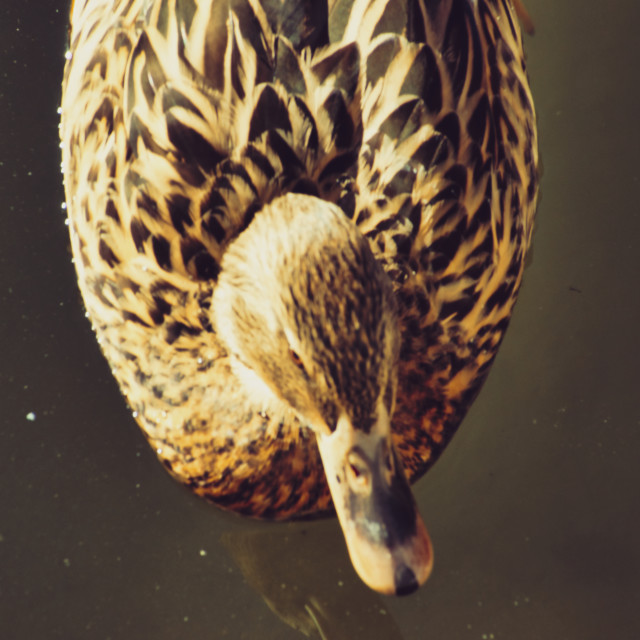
[222,521,403,639]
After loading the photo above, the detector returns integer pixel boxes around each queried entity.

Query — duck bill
[316,410,433,595]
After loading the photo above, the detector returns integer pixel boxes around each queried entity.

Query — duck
[60,0,538,596]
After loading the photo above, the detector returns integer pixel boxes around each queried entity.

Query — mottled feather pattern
[61,0,538,517]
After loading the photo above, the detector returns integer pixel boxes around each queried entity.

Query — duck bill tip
[316,417,434,595]
[344,510,433,596]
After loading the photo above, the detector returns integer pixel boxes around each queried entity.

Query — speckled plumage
[61,0,538,524]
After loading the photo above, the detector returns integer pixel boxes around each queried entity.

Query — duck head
[212,193,432,595]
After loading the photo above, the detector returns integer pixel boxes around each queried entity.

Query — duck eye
[289,349,306,372]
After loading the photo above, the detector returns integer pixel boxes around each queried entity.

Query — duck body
[61,0,538,594]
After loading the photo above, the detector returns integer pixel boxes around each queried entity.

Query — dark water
[1,1,639,638]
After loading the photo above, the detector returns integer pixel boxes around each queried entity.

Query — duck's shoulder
[64,0,358,283]
[346,0,539,478]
